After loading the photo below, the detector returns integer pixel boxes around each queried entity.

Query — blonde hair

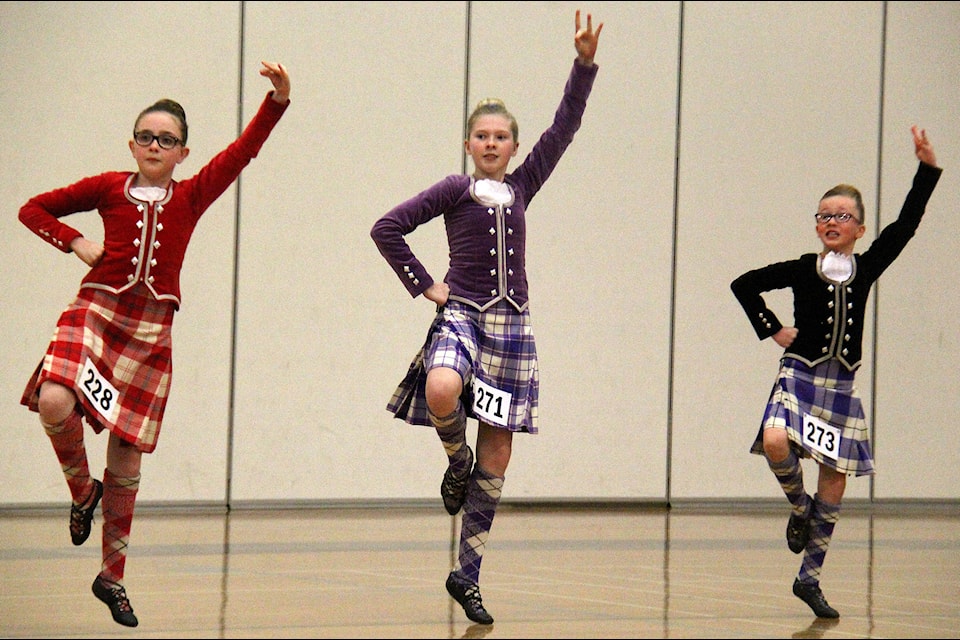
[466,98,518,142]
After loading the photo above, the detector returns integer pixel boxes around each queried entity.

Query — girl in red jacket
[19,61,290,628]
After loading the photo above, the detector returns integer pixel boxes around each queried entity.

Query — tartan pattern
[21,285,175,453]
[455,465,504,584]
[750,358,874,476]
[798,494,841,584]
[100,469,140,584]
[42,411,94,504]
[766,450,812,517]
[386,300,539,433]
[433,404,470,462]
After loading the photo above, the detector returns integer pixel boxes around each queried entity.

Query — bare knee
[37,381,78,426]
[762,427,791,462]
[425,367,463,417]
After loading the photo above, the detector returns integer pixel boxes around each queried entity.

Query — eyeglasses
[133,131,182,150]
[814,212,860,224]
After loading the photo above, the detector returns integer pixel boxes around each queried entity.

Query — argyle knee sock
[797,493,841,585]
[454,465,504,584]
[41,411,94,505]
[99,469,140,586]
[430,403,471,472]
[767,449,811,518]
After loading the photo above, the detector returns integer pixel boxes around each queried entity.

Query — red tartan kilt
[21,284,175,453]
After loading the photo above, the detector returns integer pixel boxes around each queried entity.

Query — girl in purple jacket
[371,10,601,625]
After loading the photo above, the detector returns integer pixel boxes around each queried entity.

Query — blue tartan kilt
[386,299,539,433]
[750,357,875,476]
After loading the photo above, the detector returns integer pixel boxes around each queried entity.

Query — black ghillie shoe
[70,479,103,546]
[441,446,473,515]
[446,570,493,625]
[786,510,811,554]
[92,576,139,627]
[793,578,839,619]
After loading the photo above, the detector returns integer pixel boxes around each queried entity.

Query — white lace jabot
[474,179,511,205]
[821,251,852,283]
[129,186,167,203]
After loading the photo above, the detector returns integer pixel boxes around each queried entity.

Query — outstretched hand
[574,9,603,66]
[912,125,937,168]
[260,61,291,104]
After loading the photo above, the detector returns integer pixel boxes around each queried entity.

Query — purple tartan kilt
[386,300,539,433]
[750,357,875,476]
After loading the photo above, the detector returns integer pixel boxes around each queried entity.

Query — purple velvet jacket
[371,59,598,312]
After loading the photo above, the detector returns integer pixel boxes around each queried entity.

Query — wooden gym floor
[1,502,958,638]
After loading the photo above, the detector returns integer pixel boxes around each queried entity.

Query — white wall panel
[230,1,469,501]
[672,1,883,500]
[2,1,958,508]
[873,1,960,499]
[461,2,678,499]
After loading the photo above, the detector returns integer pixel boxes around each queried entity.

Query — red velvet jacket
[19,91,288,309]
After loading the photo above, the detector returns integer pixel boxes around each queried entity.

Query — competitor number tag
[471,377,511,427]
[80,357,120,423]
[801,412,840,461]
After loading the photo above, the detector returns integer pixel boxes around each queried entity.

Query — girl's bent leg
[38,381,99,543]
[41,409,95,505]
[763,427,812,552]
[426,367,473,514]
[761,425,791,463]
[425,366,463,418]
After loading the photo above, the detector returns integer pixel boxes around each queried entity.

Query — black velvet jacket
[731,161,942,371]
